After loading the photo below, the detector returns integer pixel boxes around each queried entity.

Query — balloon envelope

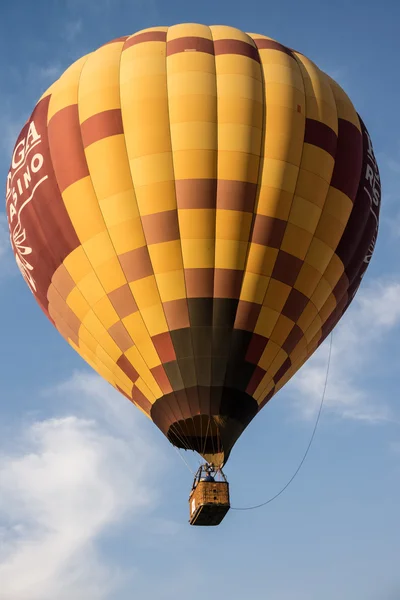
[5,24,381,466]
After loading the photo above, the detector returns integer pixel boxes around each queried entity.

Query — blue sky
[0,1,399,598]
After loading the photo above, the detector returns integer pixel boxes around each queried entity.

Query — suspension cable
[231,332,333,511]
[173,446,195,475]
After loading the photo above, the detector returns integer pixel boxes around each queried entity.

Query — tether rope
[231,331,333,511]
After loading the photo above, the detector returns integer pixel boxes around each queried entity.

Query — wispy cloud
[64,0,161,21]
[0,373,163,600]
[325,66,349,89]
[0,213,16,281]
[386,157,400,175]
[64,18,83,42]
[375,149,400,239]
[0,112,24,163]
[386,212,400,240]
[390,441,400,454]
[0,214,10,260]
[35,64,62,81]
[288,278,400,423]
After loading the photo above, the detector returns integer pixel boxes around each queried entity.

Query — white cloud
[50,371,140,435]
[0,373,163,600]
[288,278,400,423]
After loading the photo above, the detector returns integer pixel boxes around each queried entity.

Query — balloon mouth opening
[166,414,242,467]
[167,414,223,455]
[151,388,259,467]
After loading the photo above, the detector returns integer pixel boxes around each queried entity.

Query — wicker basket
[189,480,230,526]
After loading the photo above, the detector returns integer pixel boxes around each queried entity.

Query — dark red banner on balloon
[5,96,79,319]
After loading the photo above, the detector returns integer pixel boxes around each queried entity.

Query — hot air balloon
[5,24,381,525]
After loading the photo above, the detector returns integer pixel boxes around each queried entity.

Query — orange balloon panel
[5,24,381,466]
